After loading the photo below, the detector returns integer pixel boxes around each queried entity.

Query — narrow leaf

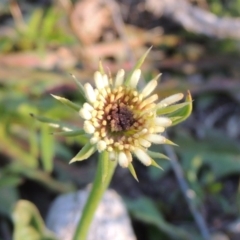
[69,143,96,163]
[151,159,164,170]
[41,9,58,39]
[128,163,139,182]
[40,125,54,172]
[125,46,152,85]
[147,150,170,160]
[30,113,57,124]
[0,126,38,168]
[51,94,81,111]
[27,9,43,40]
[51,129,85,137]
[30,113,59,124]
[29,124,39,159]
[30,114,72,131]
[69,73,87,101]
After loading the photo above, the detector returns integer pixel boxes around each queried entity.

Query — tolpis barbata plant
[31,47,192,180]
[31,48,192,240]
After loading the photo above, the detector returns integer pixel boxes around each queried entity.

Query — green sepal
[147,150,170,160]
[30,113,56,124]
[168,116,182,123]
[168,91,193,126]
[69,143,96,163]
[69,73,87,101]
[151,159,164,170]
[51,129,85,137]
[30,113,72,130]
[128,163,139,182]
[98,60,105,75]
[152,73,162,82]
[99,151,109,183]
[165,138,178,146]
[51,94,81,111]
[157,102,191,115]
[125,46,152,86]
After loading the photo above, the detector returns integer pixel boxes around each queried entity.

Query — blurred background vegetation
[1,0,240,239]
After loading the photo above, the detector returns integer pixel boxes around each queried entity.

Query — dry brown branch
[104,0,135,64]
[9,0,26,30]
[70,0,113,45]
[164,140,211,240]
[145,0,240,39]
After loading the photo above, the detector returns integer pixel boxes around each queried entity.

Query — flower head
[77,67,184,169]
[32,49,192,179]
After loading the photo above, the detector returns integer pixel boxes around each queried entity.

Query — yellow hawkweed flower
[77,68,183,168]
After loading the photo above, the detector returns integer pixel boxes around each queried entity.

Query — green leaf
[0,125,38,168]
[40,125,54,172]
[30,113,73,131]
[69,143,96,163]
[157,102,191,115]
[30,113,59,124]
[125,197,192,240]
[169,91,193,126]
[175,130,240,179]
[51,94,81,111]
[27,9,43,41]
[128,163,139,182]
[125,46,152,85]
[69,73,87,101]
[0,187,19,217]
[40,8,58,39]
[6,163,74,193]
[51,129,85,137]
[0,174,22,188]
[13,200,57,240]
[29,124,39,160]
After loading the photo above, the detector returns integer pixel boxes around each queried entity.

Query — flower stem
[73,151,117,240]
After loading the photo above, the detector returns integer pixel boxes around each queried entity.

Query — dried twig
[9,0,26,30]
[146,0,240,39]
[57,0,72,12]
[164,134,211,240]
[104,0,135,65]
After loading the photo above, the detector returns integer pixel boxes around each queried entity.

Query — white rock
[210,232,229,240]
[226,218,240,240]
[46,188,136,240]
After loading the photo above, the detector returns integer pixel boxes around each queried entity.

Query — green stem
[73,151,117,240]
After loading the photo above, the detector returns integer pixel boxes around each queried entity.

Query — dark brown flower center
[110,103,135,132]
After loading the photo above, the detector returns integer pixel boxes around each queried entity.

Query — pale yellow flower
[77,68,183,168]
[31,49,192,180]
